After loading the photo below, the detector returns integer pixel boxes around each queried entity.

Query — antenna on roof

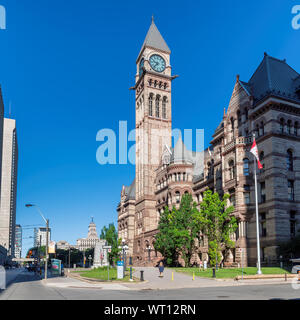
[8,101,12,118]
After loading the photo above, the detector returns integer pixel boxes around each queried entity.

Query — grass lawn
[78,267,134,281]
[169,267,290,279]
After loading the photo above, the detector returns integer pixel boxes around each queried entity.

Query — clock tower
[133,18,174,255]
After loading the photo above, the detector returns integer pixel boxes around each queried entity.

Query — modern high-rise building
[0,89,4,265]
[14,224,22,259]
[34,227,51,247]
[0,116,18,259]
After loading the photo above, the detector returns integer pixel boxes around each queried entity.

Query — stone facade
[118,20,300,267]
[76,218,100,251]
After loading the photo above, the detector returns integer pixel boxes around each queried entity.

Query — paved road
[0,270,300,300]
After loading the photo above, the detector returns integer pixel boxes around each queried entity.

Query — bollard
[140,270,144,282]
[285,273,287,282]
[193,272,195,281]
[172,272,174,281]
[212,268,216,278]
[130,267,133,282]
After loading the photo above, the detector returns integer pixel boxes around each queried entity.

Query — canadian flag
[250,138,263,169]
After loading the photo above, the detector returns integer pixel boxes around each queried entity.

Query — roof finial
[152,14,154,23]
[91,216,94,223]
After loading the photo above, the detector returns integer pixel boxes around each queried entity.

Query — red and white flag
[250,138,263,169]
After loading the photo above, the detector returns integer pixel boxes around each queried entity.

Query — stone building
[118,19,300,266]
[76,218,100,251]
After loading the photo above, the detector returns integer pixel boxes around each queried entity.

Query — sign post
[103,245,112,281]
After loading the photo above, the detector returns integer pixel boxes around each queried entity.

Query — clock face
[139,58,144,76]
[162,154,170,165]
[149,54,166,73]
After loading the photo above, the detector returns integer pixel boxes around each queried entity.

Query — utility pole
[45,219,49,279]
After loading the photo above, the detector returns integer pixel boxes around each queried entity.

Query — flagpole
[253,133,262,275]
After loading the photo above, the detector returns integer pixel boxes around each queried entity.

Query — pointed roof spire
[138,17,170,59]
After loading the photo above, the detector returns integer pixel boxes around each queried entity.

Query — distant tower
[87,217,98,239]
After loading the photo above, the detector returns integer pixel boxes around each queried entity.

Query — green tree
[100,223,121,265]
[154,193,200,266]
[195,189,237,266]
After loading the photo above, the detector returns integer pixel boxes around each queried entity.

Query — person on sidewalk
[158,261,164,277]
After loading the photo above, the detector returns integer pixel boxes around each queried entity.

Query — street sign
[103,246,112,250]
[108,249,111,253]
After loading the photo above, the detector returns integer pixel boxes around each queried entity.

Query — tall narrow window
[244,185,250,204]
[229,160,235,180]
[280,118,284,133]
[245,108,248,120]
[294,122,298,136]
[260,182,266,203]
[287,120,292,135]
[231,118,235,131]
[149,94,153,116]
[229,188,236,207]
[155,95,160,118]
[288,180,295,201]
[237,111,241,126]
[162,97,167,119]
[243,158,249,176]
[175,191,180,204]
[287,150,293,171]
[260,213,267,237]
[290,211,296,238]
[259,122,264,136]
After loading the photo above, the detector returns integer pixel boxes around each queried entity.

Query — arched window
[162,96,167,119]
[175,191,180,204]
[228,160,235,180]
[287,149,293,171]
[237,110,241,126]
[149,94,153,116]
[280,118,284,133]
[231,118,235,131]
[243,158,249,176]
[155,95,160,118]
[287,120,292,135]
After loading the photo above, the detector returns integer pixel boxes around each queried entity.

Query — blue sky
[0,0,299,256]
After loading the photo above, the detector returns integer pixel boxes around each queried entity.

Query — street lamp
[25,204,49,280]
[121,239,128,274]
[146,245,152,262]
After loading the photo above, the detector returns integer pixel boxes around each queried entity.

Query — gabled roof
[138,18,170,58]
[241,53,300,104]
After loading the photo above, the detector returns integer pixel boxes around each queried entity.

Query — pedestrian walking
[158,261,164,277]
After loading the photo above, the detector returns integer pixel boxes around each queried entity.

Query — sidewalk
[122,267,297,290]
[42,276,130,291]
[41,267,298,291]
